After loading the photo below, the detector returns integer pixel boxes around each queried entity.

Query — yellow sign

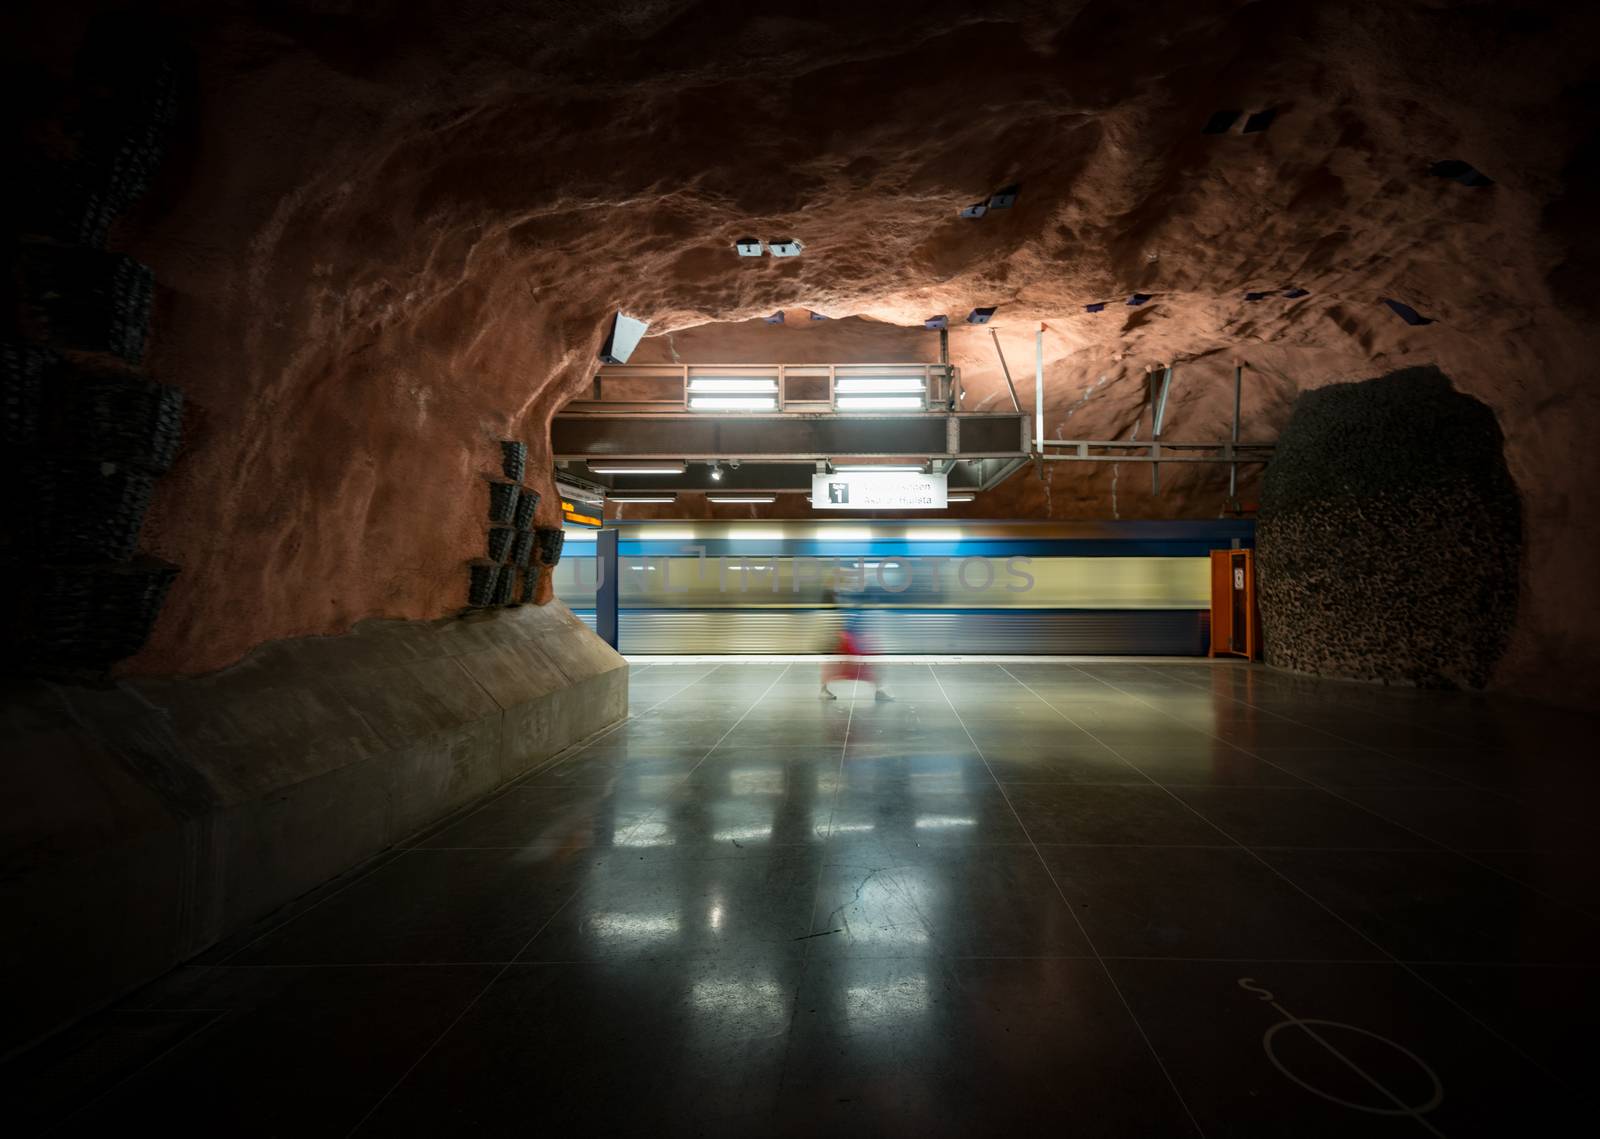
[560,499,603,528]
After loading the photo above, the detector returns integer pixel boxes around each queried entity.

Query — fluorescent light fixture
[947,493,974,503]
[610,494,677,503]
[834,463,926,472]
[689,396,779,411]
[688,378,779,393]
[709,495,776,504]
[834,377,925,393]
[836,395,925,410]
[587,461,686,474]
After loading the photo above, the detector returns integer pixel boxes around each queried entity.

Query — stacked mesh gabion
[5,29,182,675]
[1256,367,1521,689]
[467,439,543,609]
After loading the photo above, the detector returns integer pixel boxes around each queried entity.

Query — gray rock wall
[0,603,626,1055]
[1257,367,1520,688]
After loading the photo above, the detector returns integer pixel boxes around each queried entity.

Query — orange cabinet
[1209,549,1259,660]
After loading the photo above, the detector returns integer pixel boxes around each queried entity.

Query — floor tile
[416,784,665,847]
[47,965,494,1138]
[1170,787,1436,850]
[1108,958,1580,1136]
[228,848,597,965]
[15,659,1600,1136]
[1114,742,1309,787]
[827,787,1029,845]
[1243,747,1469,789]
[359,959,802,1135]
[519,845,822,961]
[1261,848,1600,964]
[1005,784,1225,845]
[810,842,1091,958]
[1339,786,1592,853]
[1410,963,1600,1088]
[1038,846,1377,959]
[776,957,1196,1136]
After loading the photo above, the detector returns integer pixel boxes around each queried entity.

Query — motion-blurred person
[820,591,892,702]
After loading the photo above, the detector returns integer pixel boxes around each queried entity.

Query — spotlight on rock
[965,307,996,324]
[764,311,785,325]
[769,239,803,257]
[735,237,764,257]
[988,184,1020,209]
[958,202,988,219]
[924,315,949,330]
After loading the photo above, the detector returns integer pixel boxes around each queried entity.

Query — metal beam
[1034,326,1044,454]
[595,528,618,648]
[1158,363,1171,492]
[552,412,1028,460]
[989,329,1022,413]
[1229,361,1243,502]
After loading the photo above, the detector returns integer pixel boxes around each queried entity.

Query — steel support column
[596,528,619,649]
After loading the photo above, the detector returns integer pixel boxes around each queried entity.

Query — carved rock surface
[8,2,1595,703]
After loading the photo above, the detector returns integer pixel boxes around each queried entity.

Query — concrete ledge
[0,603,626,1055]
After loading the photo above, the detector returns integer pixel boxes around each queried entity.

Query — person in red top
[820,592,893,702]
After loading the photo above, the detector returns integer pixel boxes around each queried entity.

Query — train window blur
[552,523,1234,655]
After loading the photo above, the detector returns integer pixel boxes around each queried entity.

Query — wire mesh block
[468,561,501,607]
[2,342,52,449]
[535,528,566,567]
[487,526,514,562]
[30,458,157,561]
[25,558,178,670]
[488,481,520,524]
[19,245,156,363]
[50,370,183,473]
[520,565,541,604]
[511,529,534,568]
[490,564,514,606]
[514,489,541,530]
[500,440,527,482]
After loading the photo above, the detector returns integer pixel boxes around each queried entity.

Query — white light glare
[588,461,686,474]
[688,378,780,394]
[947,494,974,503]
[709,495,777,504]
[834,377,926,394]
[690,396,779,411]
[834,464,926,473]
[836,396,926,410]
[611,495,677,503]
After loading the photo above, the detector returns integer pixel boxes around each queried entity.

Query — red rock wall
[12,1,1596,703]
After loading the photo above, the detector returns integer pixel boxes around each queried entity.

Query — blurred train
[553,520,1254,655]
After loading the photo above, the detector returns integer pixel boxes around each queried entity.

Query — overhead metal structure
[555,361,1033,496]
[553,359,1277,504]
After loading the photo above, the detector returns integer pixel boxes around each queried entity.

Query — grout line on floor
[344,660,795,1137]
[929,663,1208,1139]
[37,1009,232,1138]
[1128,664,1600,923]
[1045,662,1586,1092]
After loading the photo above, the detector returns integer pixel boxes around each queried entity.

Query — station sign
[811,471,948,510]
[560,498,604,527]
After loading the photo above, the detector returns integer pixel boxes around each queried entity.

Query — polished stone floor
[8,660,1600,1137]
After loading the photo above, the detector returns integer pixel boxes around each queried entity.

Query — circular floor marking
[1263,1017,1444,1118]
